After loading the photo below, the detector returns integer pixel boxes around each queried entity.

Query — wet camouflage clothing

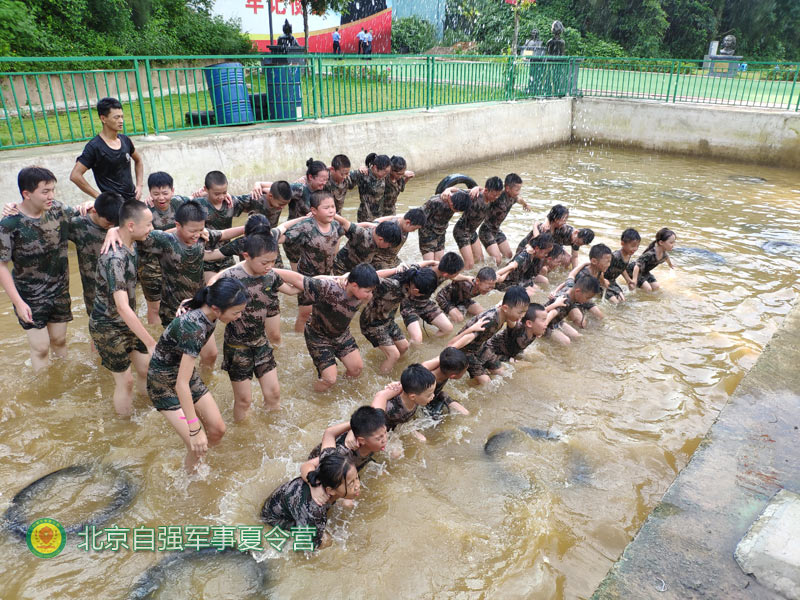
[222,342,276,382]
[459,307,504,376]
[88,244,146,372]
[516,223,576,255]
[308,435,374,471]
[284,218,348,305]
[544,289,580,331]
[560,264,600,311]
[400,270,446,326]
[220,264,284,343]
[248,195,284,227]
[627,247,668,286]
[478,191,516,247]
[218,227,283,268]
[351,170,387,222]
[381,176,406,217]
[303,277,362,372]
[0,201,75,329]
[418,195,454,255]
[147,308,216,410]
[423,378,457,418]
[384,394,418,430]
[436,279,481,315]
[359,276,409,347]
[497,250,542,291]
[453,193,491,248]
[67,214,109,315]
[486,322,537,366]
[288,183,312,220]
[372,217,409,269]
[332,225,380,275]
[141,229,222,326]
[326,175,355,214]
[603,250,632,299]
[139,196,188,302]
[195,194,253,272]
[261,476,331,548]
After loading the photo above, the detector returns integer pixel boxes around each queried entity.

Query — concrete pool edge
[591,297,800,600]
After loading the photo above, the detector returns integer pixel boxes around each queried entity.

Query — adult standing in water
[70,97,143,202]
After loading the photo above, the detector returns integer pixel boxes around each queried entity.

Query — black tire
[129,547,269,600]
[434,174,478,195]
[4,464,137,539]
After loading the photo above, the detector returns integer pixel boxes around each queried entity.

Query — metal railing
[0,54,796,150]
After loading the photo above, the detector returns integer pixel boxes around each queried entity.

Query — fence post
[309,54,319,119]
[506,55,515,100]
[664,59,676,103]
[672,60,681,103]
[132,59,149,135]
[316,55,325,118]
[787,64,800,111]
[143,59,159,134]
[425,56,434,109]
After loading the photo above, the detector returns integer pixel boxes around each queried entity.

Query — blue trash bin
[204,62,254,125]
[265,65,303,121]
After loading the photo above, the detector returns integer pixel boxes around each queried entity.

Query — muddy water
[0,145,798,600]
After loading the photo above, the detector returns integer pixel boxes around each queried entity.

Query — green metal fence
[0,54,796,150]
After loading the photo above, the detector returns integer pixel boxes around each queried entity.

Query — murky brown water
[1,145,798,600]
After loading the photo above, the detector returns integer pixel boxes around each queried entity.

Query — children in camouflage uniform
[379,156,414,217]
[89,200,155,416]
[478,173,529,265]
[544,274,600,345]
[371,363,436,436]
[371,208,426,269]
[604,228,641,302]
[351,154,390,222]
[453,176,503,269]
[417,189,471,260]
[478,303,548,377]
[626,228,675,291]
[495,233,554,298]
[331,214,402,275]
[435,266,496,324]
[420,348,470,419]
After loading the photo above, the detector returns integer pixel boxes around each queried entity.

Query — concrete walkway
[592,301,800,599]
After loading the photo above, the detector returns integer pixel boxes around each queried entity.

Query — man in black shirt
[70,97,143,201]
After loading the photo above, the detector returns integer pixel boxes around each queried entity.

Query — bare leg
[422,252,435,261]
[561,322,582,340]
[497,240,513,260]
[588,306,604,320]
[641,281,654,292]
[46,322,68,359]
[295,305,312,333]
[378,344,400,375]
[430,313,454,337]
[466,303,483,316]
[433,250,444,261]
[314,364,338,393]
[340,349,363,378]
[230,379,253,422]
[470,239,484,264]
[459,245,475,270]
[549,329,571,345]
[568,307,585,327]
[265,315,281,345]
[161,393,225,472]
[406,320,424,344]
[146,300,161,325]
[257,369,280,410]
[111,368,135,417]
[26,328,51,371]
[130,350,151,396]
[448,307,465,324]
[485,243,503,265]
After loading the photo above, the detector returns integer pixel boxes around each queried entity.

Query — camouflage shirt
[402,269,447,311]
[90,243,139,327]
[372,216,409,267]
[351,170,387,222]
[487,322,536,360]
[385,394,417,430]
[482,191,516,232]
[151,195,189,231]
[142,229,222,322]
[505,250,542,285]
[436,279,480,313]
[308,435,373,471]
[304,276,364,338]
[333,225,379,274]
[381,176,406,217]
[326,174,356,214]
[149,308,216,375]
[194,194,254,230]
[68,214,109,312]
[420,195,454,239]
[289,183,312,220]
[283,218,348,276]
[629,247,668,277]
[458,307,503,355]
[360,276,407,323]
[453,192,491,237]
[545,289,579,327]
[0,200,75,303]
[553,224,578,250]
[219,263,283,346]
[261,476,330,548]
[605,249,632,282]
[218,227,282,267]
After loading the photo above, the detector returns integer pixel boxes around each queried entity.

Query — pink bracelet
[179,415,186,420]
[186,417,199,424]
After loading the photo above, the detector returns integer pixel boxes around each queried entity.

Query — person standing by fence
[332,27,341,54]
[70,97,143,202]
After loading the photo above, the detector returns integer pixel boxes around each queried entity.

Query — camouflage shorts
[477,344,502,373]
[496,277,534,293]
[138,255,162,302]
[360,316,406,348]
[453,226,478,249]
[203,256,236,274]
[605,282,624,300]
[466,349,489,378]
[89,320,148,373]
[400,298,443,327]
[418,230,445,256]
[304,327,359,376]
[423,392,455,419]
[147,368,209,411]
[478,224,507,248]
[222,340,276,382]
[636,272,657,287]
[16,288,73,330]
[371,253,400,270]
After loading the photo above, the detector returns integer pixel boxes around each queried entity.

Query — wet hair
[244,213,271,236]
[576,228,595,245]
[307,452,355,492]
[439,347,468,375]
[270,180,292,202]
[18,166,56,195]
[97,97,122,117]
[588,243,612,260]
[185,277,248,311]
[476,267,497,281]
[646,227,676,252]
[204,170,227,190]
[365,153,390,170]
[524,302,546,322]
[374,221,402,246]
[484,176,503,192]
[94,191,125,224]
[401,363,436,395]
[531,232,554,250]
[347,263,379,288]
[502,285,529,308]
[331,154,351,170]
[548,243,565,258]
[350,405,387,437]
[574,274,601,295]
[305,158,328,179]
[244,232,278,257]
[309,189,334,209]
[450,191,471,212]
[117,199,147,225]
[404,208,426,227]
[147,171,173,190]
[175,199,207,225]
[396,267,439,297]
[547,204,569,222]
[504,173,522,187]
[390,155,407,172]
[621,228,641,243]
[438,252,464,275]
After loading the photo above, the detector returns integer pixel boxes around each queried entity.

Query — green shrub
[392,16,437,54]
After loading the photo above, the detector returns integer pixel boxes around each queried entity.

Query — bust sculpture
[719,35,737,56]
[546,21,566,56]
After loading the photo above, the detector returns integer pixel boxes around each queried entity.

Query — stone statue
[277,19,300,52]
[546,20,566,56]
[522,28,545,56]
[719,35,737,56]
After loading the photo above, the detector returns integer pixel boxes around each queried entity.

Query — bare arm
[277,282,301,296]
[113,289,156,350]
[371,381,402,410]
[177,353,208,457]
[0,262,32,323]
[69,162,100,199]
[219,225,245,241]
[321,421,351,450]
[271,268,306,290]
[333,212,352,231]
[131,150,144,200]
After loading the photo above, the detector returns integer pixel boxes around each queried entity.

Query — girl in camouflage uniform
[351,153,390,222]
[380,156,415,217]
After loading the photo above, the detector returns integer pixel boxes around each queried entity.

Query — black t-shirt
[76,134,136,199]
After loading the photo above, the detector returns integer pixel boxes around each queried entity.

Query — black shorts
[16,288,73,330]
[605,282,624,300]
